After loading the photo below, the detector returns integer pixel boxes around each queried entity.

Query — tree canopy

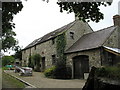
[2,2,23,52]
[44,1,112,22]
[2,55,15,66]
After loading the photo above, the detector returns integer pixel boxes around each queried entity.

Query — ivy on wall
[44,33,72,79]
[28,54,41,72]
[28,55,34,68]
[56,32,66,65]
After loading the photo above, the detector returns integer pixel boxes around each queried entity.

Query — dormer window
[70,32,74,39]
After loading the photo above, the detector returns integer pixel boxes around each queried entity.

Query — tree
[2,2,23,51]
[13,45,22,60]
[43,1,112,22]
[2,55,15,66]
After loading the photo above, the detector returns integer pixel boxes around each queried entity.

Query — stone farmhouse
[22,15,120,79]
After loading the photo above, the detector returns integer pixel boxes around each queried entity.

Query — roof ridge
[80,25,115,37]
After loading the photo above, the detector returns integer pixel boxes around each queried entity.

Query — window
[52,38,55,45]
[107,52,114,66]
[70,32,74,39]
[52,55,56,65]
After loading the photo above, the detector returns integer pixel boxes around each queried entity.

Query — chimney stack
[113,15,120,27]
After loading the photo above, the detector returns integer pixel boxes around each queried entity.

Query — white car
[19,67,33,76]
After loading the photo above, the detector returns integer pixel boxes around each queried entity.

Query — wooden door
[41,57,45,72]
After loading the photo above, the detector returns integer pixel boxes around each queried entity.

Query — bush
[96,66,120,80]
[2,66,8,70]
[117,63,120,68]
[44,65,72,79]
[31,54,41,72]
[66,66,72,79]
[28,56,34,68]
[2,56,15,66]
[44,66,56,78]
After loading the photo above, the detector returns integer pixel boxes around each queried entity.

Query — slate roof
[65,26,117,54]
[23,20,76,50]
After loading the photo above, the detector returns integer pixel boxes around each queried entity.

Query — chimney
[113,15,120,27]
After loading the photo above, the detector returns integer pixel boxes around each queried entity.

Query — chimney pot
[113,15,120,27]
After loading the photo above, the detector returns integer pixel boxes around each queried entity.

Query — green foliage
[2,72,25,88]
[57,2,112,22]
[28,55,34,68]
[56,33,66,64]
[117,63,120,68]
[2,56,15,66]
[43,0,112,22]
[2,66,8,70]
[44,66,72,79]
[44,66,56,78]
[96,66,120,80]
[31,54,41,72]
[54,33,71,79]
[13,46,22,60]
[54,65,72,79]
[44,33,72,79]
[2,2,23,51]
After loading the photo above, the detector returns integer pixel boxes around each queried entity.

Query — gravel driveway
[4,70,86,88]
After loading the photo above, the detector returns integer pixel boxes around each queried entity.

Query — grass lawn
[2,72,25,88]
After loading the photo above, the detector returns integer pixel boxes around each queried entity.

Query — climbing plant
[31,54,41,72]
[44,33,72,79]
[54,33,70,79]
[28,55,34,68]
[56,32,66,64]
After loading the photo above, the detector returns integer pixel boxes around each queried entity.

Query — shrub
[44,65,72,79]
[117,63,120,68]
[96,66,120,80]
[96,67,108,77]
[53,64,67,79]
[44,66,56,78]
[2,56,15,66]
[28,56,34,68]
[31,54,41,72]
[66,66,72,79]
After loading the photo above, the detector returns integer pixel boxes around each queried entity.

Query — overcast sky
[4,0,120,55]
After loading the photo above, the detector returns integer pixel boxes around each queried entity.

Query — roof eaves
[65,46,101,54]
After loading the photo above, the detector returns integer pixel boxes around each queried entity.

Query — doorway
[73,55,89,79]
[41,57,45,72]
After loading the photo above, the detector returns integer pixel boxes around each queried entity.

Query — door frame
[72,55,89,79]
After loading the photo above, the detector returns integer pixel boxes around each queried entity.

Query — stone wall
[103,27,120,48]
[102,27,120,66]
[66,48,101,78]
[22,20,93,69]
[22,48,31,66]
[35,39,57,69]
[22,39,57,69]
[65,20,93,50]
